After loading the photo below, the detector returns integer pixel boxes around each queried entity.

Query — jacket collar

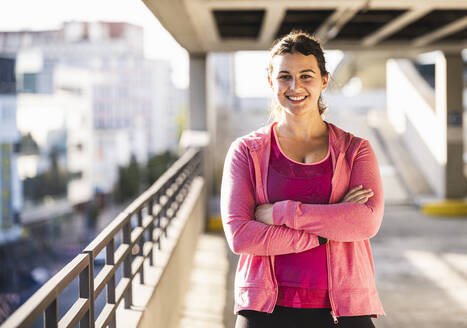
[242,121,352,155]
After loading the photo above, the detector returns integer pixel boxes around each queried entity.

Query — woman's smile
[285,95,308,103]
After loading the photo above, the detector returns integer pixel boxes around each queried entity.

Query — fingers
[350,185,364,191]
[342,185,374,203]
[354,191,374,203]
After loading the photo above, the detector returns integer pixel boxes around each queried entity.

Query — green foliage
[19,132,39,155]
[144,151,178,187]
[113,150,178,204]
[23,148,67,202]
[176,106,188,142]
[114,155,142,203]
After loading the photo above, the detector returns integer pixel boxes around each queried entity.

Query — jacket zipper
[268,255,279,313]
[252,148,278,314]
[326,242,339,324]
[327,151,341,324]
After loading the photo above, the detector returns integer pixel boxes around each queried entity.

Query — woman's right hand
[340,185,374,204]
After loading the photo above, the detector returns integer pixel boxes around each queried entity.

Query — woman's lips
[286,95,308,103]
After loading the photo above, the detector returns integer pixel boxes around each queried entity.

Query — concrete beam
[198,0,467,9]
[185,0,220,49]
[315,6,362,43]
[196,38,467,55]
[258,4,286,45]
[362,7,432,47]
[145,0,467,53]
[142,0,203,53]
[413,16,467,47]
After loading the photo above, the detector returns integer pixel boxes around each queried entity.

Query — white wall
[93,129,131,193]
[386,59,445,197]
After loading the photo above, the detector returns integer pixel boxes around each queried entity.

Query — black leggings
[235,306,375,328]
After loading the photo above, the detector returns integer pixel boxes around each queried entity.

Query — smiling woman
[267,33,329,123]
[221,30,385,328]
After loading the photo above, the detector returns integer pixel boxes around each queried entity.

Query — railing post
[167,176,176,225]
[137,210,145,284]
[44,299,58,328]
[106,238,116,328]
[81,251,95,328]
[156,191,162,250]
[79,258,91,328]
[123,221,133,309]
[148,198,154,266]
[161,185,168,238]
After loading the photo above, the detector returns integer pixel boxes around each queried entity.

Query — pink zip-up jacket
[220,121,386,322]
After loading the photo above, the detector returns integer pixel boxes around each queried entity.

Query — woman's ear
[321,73,329,91]
[267,73,273,88]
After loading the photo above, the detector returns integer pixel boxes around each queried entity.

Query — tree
[176,106,188,142]
[19,133,39,155]
[144,151,178,187]
[114,155,142,203]
[23,147,67,203]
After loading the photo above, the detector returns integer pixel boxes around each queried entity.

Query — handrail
[1,147,202,328]
[3,254,91,328]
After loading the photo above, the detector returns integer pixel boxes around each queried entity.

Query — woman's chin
[280,106,318,117]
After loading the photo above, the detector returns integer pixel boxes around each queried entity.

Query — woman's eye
[278,75,291,80]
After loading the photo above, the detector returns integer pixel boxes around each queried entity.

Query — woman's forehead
[271,53,319,71]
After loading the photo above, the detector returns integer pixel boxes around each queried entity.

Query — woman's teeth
[287,96,307,101]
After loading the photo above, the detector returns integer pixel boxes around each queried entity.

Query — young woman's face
[268,52,328,117]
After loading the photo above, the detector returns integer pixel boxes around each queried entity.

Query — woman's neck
[276,110,327,141]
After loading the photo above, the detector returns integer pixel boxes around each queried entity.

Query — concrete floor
[370,205,467,327]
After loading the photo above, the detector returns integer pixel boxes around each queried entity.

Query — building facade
[0,57,22,226]
[1,22,183,206]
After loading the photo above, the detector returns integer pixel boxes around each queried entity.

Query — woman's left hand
[255,204,274,225]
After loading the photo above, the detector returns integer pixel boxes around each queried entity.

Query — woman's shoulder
[328,124,380,170]
[327,121,367,150]
[327,123,376,163]
[230,123,274,151]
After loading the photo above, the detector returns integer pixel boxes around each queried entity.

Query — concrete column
[188,53,212,229]
[435,51,466,198]
[189,53,207,131]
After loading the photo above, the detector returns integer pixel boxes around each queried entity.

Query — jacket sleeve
[220,139,320,255]
[272,139,384,242]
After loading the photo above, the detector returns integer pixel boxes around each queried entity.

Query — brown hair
[267,30,329,121]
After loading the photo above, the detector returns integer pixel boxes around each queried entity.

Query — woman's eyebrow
[278,69,316,74]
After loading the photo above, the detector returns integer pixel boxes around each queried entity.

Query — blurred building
[0,57,22,227]
[0,22,183,207]
[210,52,270,187]
[17,66,98,206]
[150,60,181,154]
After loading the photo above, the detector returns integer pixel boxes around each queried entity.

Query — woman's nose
[290,77,297,90]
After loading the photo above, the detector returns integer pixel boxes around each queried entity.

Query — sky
[0,0,344,96]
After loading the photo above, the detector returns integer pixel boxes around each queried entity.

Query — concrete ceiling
[142,0,467,55]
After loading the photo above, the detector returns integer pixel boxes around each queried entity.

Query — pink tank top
[268,123,332,308]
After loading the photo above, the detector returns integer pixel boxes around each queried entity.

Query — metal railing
[2,147,202,328]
